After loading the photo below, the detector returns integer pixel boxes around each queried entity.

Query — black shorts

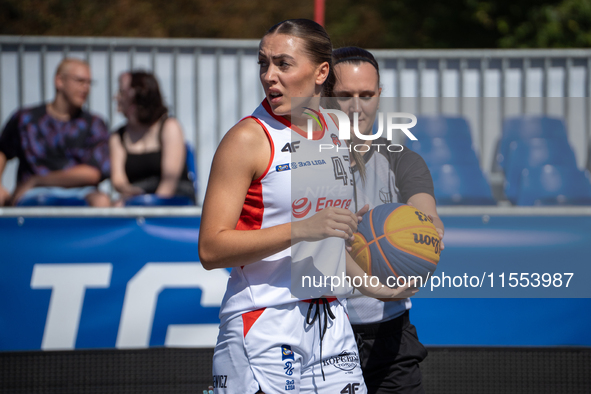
[352,310,428,394]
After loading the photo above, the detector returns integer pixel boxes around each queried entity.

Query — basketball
[350,203,441,287]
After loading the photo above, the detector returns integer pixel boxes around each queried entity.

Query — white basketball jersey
[219,100,354,321]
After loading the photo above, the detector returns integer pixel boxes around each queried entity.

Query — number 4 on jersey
[332,156,348,185]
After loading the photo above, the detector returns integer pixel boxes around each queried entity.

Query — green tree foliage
[493,0,591,47]
[0,0,312,38]
[329,0,514,48]
[0,0,590,48]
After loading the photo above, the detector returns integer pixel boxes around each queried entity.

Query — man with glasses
[0,58,110,206]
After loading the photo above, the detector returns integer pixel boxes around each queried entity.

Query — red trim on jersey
[243,116,275,183]
[242,308,266,338]
[234,116,274,231]
[326,113,339,130]
[261,99,326,140]
[235,181,264,231]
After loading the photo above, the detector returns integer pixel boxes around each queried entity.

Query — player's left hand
[435,227,445,251]
[407,201,445,251]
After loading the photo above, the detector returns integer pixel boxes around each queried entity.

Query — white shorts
[212,299,367,394]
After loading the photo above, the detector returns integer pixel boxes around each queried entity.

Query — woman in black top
[109,71,194,204]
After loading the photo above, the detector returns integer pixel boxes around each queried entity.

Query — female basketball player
[199,21,418,394]
[332,47,445,394]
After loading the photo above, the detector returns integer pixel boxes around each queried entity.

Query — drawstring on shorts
[305,298,336,381]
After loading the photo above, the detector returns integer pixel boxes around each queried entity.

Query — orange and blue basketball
[350,203,441,286]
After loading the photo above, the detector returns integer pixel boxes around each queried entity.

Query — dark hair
[130,71,168,125]
[331,47,382,185]
[265,19,334,96]
[332,46,380,90]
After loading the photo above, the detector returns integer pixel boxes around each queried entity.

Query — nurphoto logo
[304,108,418,152]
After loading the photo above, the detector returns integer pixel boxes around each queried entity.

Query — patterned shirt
[0,104,110,183]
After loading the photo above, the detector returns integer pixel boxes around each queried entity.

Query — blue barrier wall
[1,213,590,351]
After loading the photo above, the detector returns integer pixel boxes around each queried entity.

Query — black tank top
[117,117,191,185]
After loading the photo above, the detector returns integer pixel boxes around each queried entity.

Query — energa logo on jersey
[292,198,312,218]
[291,149,353,219]
[291,184,353,219]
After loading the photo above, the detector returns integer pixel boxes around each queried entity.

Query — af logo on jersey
[281,141,300,152]
[340,383,361,393]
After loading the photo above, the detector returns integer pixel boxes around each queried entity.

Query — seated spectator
[0,58,110,207]
[110,71,195,205]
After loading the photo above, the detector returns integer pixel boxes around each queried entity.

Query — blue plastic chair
[495,116,569,171]
[503,138,578,203]
[430,164,496,205]
[125,194,195,206]
[124,142,197,207]
[17,194,88,207]
[407,138,480,167]
[516,165,591,206]
[411,116,473,142]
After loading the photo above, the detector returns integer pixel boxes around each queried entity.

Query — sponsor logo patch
[285,379,296,390]
[281,142,300,153]
[379,187,392,204]
[281,344,294,361]
[291,198,312,218]
[340,382,361,393]
[331,133,342,147]
[276,163,291,172]
[322,351,360,372]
